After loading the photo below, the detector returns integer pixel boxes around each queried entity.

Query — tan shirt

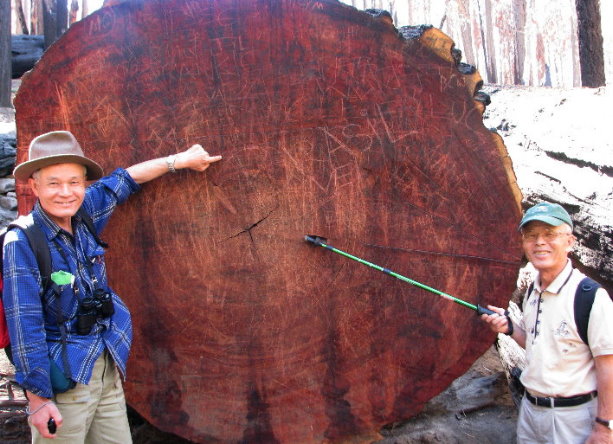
[519,260,613,397]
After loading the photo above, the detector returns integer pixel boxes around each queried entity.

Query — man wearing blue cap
[482,202,612,444]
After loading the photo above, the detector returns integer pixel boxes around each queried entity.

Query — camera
[76,297,97,335]
[76,290,115,335]
[93,289,115,318]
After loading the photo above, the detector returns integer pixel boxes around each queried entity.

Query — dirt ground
[0,349,29,444]
[377,345,518,444]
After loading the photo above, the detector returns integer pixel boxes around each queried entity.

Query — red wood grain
[14,1,522,442]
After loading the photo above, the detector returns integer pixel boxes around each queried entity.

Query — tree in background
[0,0,11,108]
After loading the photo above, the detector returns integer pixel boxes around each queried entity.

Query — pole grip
[304,235,323,246]
[476,304,496,316]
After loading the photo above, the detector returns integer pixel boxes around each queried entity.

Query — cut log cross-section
[14,1,523,442]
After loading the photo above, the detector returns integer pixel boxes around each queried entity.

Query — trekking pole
[304,235,497,316]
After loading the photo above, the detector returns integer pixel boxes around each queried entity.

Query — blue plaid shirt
[2,168,140,398]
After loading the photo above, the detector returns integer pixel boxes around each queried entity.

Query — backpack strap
[5,214,53,290]
[521,282,535,311]
[1,215,53,364]
[76,207,108,249]
[3,214,77,382]
[574,277,601,346]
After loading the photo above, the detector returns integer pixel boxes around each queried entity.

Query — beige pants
[31,351,132,444]
[517,395,597,444]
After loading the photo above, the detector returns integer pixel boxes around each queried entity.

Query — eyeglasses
[521,230,572,242]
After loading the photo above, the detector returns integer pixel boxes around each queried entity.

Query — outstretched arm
[126,144,222,184]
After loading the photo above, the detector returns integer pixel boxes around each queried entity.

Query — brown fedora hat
[13,131,104,181]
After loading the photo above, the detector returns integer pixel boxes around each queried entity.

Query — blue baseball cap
[518,202,573,230]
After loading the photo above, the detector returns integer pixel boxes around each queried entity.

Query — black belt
[525,390,597,408]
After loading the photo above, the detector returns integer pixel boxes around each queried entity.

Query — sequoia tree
[14,1,523,442]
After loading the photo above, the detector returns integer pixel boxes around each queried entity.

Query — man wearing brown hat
[481,202,613,444]
[3,130,221,442]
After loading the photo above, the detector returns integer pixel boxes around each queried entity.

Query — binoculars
[76,289,115,335]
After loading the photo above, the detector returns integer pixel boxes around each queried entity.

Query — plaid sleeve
[82,168,141,233]
[2,229,54,398]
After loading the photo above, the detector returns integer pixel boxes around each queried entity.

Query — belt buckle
[535,396,554,408]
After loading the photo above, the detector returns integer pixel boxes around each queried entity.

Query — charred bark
[0,1,11,108]
[575,0,605,87]
[11,35,44,79]
[43,0,69,49]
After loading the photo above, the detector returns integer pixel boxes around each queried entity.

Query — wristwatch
[595,417,613,430]
[166,154,177,173]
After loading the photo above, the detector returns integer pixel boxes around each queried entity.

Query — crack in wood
[226,208,276,241]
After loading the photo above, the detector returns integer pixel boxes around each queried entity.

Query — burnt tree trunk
[43,0,69,49]
[0,0,11,108]
[14,1,523,442]
[575,0,605,87]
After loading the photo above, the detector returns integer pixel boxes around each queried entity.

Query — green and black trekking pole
[304,235,497,316]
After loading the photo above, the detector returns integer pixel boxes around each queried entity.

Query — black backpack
[0,207,107,362]
[526,276,603,346]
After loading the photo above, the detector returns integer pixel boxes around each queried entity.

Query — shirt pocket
[42,284,77,327]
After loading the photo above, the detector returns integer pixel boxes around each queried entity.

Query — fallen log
[13,1,523,442]
[482,86,613,295]
[11,35,44,79]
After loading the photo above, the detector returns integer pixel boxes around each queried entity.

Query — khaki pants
[517,395,597,444]
[31,351,132,444]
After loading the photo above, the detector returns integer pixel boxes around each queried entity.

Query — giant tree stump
[14,1,523,442]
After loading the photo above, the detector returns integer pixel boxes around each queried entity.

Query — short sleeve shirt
[519,260,613,397]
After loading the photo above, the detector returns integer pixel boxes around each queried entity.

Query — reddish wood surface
[14,1,523,442]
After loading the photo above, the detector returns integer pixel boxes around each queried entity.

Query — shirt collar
[534,259,573,294]
[32,200,82,241]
